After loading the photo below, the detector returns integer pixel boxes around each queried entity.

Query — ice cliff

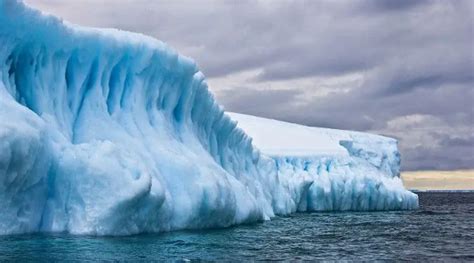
[0,0,418,235]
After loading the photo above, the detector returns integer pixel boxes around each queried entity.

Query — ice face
[0,0,417,235]
[229,113,414,212]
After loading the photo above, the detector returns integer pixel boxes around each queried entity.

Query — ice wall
[0,0,417,235]
[229,113,414,212]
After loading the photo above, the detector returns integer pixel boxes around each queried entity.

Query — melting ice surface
[0,0,418,235]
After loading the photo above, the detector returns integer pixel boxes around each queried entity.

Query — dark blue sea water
[1,192,473,261]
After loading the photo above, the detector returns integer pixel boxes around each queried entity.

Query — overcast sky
[25,0,473,171]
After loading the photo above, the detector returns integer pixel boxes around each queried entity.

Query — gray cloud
[358,0,431,13]
[218,87,303,118]
[25,0,474,170]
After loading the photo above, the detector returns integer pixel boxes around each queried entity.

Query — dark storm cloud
[358,0,431,13]
[218,88,303,118]
[403,142,474,171]
[25,0,474,170]
[438,134,474,148]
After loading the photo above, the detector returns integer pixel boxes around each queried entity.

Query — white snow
[0,0,418,236]
[228,112,365,156]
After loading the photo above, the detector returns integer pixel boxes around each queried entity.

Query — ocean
[1,192,473,261]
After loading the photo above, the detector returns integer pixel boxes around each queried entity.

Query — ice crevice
[0,0,418,236]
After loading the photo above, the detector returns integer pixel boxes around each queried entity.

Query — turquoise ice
[0,0,417,235]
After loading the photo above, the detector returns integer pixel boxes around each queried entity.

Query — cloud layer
[26,0,474,170]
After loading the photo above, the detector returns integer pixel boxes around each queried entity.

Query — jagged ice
[0,0,418,235]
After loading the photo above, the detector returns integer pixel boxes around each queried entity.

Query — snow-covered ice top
[228,112,402,177]
[0,0,418,235]
[228,112,350,156]
[228,112,394,157]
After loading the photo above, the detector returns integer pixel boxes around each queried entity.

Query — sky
[25,0,474,171]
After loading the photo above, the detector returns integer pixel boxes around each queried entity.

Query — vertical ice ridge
[0,0,418,235]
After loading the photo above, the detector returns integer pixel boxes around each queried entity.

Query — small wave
[418,210,455,215]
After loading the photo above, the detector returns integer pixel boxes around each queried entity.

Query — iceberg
[0,0,418,235]
[228,113,416,212]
